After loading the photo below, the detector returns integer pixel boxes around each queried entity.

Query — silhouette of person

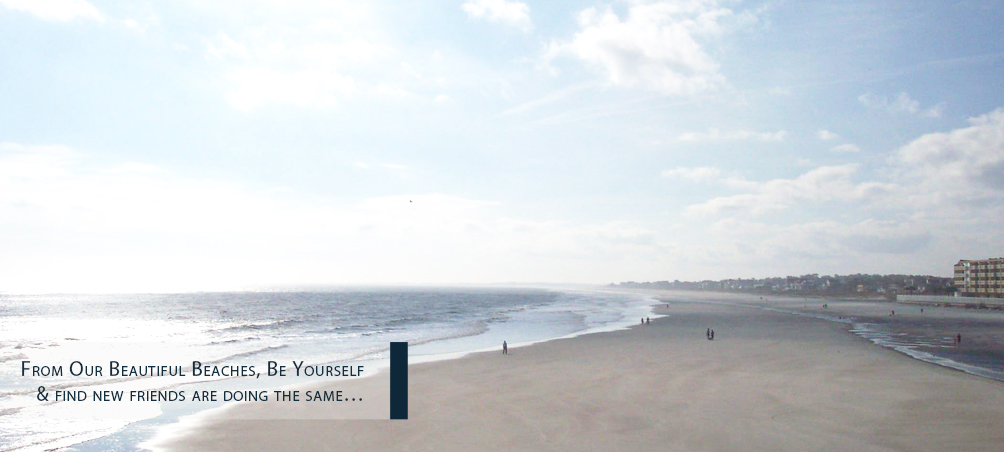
[710,329,715,340]
[646,317,650,325]
[957,334,961,346]
[706,328,710,340]
[503,340,508,355]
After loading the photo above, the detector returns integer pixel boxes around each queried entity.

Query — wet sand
[664,290,1004,380]
[148,295,1004,452]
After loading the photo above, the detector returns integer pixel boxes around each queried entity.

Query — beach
[149,293,1004,452]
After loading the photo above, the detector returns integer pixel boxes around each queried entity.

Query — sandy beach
[149,293,1004,452]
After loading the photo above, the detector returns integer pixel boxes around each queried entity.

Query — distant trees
[610,273,955,297]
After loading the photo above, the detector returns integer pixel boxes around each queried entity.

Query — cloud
[692,218,933,270]
[831,143,860,153]
[817,129,839,141]
[192,3,418,110]
[858,92,943,118]
[546,0,759,95]
[500,84,594,116]
[893,108,1004,193]
[661,166,721,182]
[205,31,250,61]
[684,165,895,217]
[0,142,678,291]
[461,0,532,32]
[0,0,103,22]
[671,108,1004,275]
[677,128,786,142]
[226,68,356,110]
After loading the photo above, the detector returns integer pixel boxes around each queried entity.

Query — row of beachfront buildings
[954,257,1004,298]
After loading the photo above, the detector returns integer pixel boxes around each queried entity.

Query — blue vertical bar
[390,342,408,420]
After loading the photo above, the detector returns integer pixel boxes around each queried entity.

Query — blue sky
[1,0,1003,292]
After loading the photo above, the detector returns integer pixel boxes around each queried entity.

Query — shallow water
[0,287,657,452]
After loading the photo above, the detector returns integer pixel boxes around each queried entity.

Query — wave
[0,353,28,364]
[198,345,289,365]
[210,318,306,333]
[205,336,260,346]
[0,288,643,452]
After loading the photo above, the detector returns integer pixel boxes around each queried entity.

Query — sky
[1,0,1003,292]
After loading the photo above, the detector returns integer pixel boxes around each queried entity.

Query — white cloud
[893,108,1004,194]
[684,165,895,217]
[226,68,356,110]
[0,143,677,291]
[858,92,943,118]
[688,218,933,272]
[661,166,721,182]
[205,31,250,60]
[672,108,1004,272]
[817,129,839,141]
[191,3,418,110]
[831,143,860,153]
[461,0,532,32]
[546,0,758,95]
[677,128,786,142]
[0,0,103,22]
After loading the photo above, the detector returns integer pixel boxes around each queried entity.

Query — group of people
[641,317,650,325]
[706,328,715,340]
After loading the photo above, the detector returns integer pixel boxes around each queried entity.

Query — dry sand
[149,296,1004,451]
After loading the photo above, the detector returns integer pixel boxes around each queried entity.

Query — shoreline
[55,288,660,452]
[151,294,1004,452]
[642,290,1004,380]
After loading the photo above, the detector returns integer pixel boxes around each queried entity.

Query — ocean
[0,287,657,452]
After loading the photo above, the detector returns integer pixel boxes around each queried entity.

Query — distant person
[641,318,644,325]
[646,317,650,325]
[503,340,508,355]
[957,334,962,346]
[890,310,895,316]
[710,329,715,340]
[706,328,711,340]
[920,308,924,313]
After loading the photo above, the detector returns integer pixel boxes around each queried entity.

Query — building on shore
[954,258,1004,298]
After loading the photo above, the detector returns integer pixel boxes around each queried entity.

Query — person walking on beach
[957,334,962,346]
[710,329,715,340]
[706,328,710,340]
[503,340,508,355]
[646,317,650,325]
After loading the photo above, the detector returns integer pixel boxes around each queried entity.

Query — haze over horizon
[2,0,1003,293]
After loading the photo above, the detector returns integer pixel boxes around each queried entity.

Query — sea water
[0,287,656,452]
